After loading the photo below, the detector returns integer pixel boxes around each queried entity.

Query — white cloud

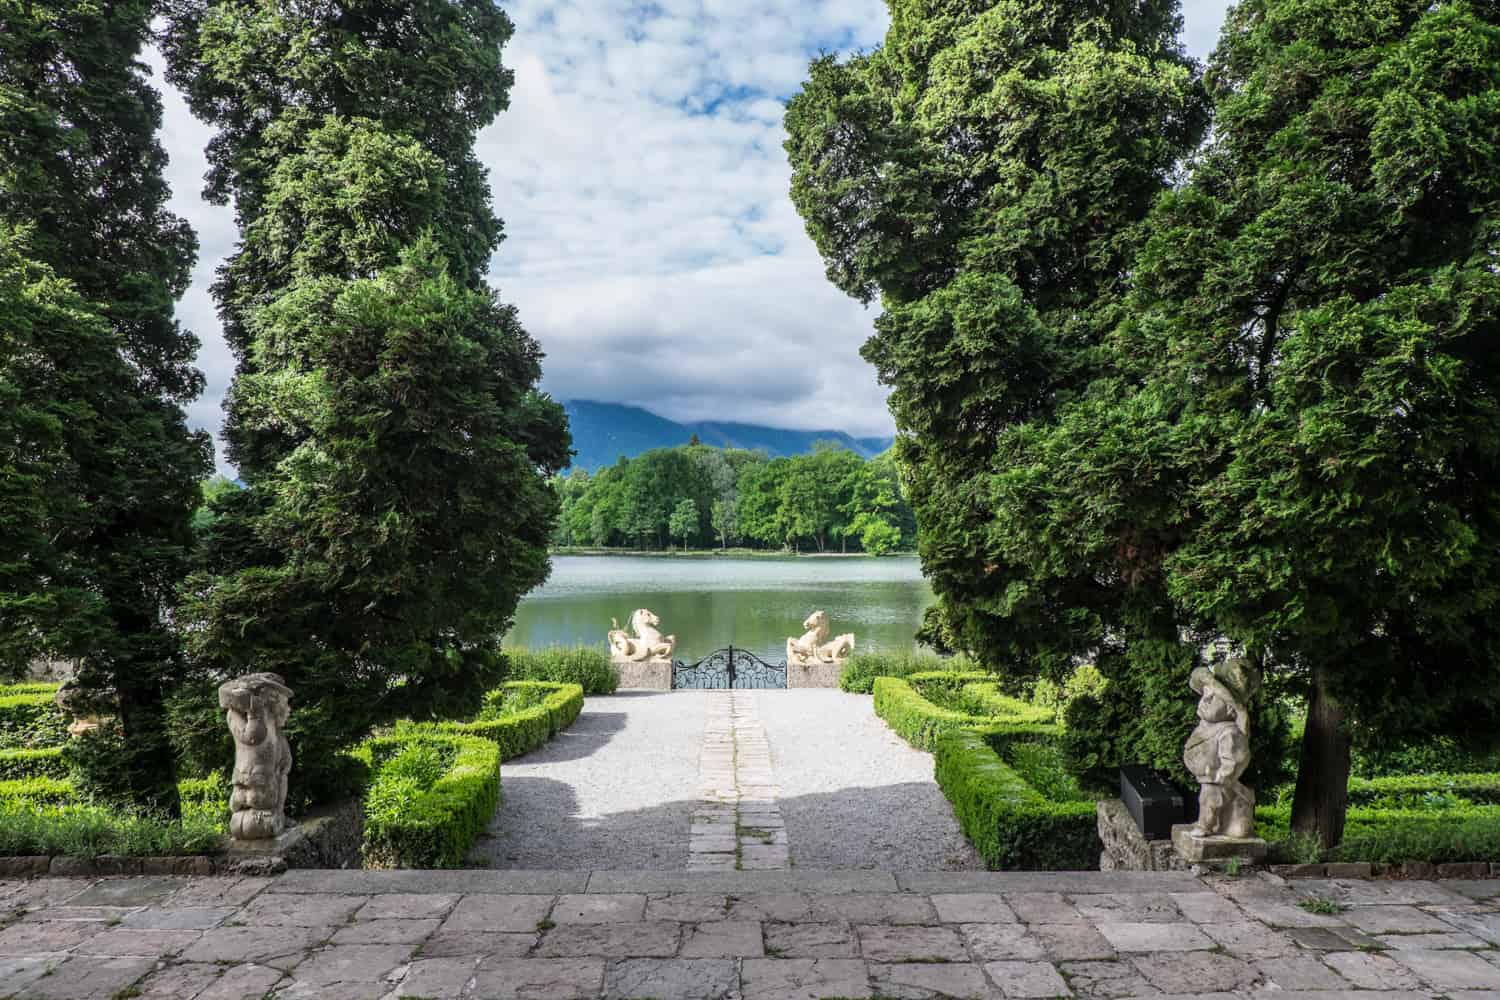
[154,1,1231,476]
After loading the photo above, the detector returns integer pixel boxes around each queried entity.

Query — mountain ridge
[562,399,894,470]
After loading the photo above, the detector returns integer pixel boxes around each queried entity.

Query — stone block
[441,894,553,932]
[1323,951,1423,990]
[741,957,872,1000]
[392,956,480,999]
[533,921,681,957]
[764,920,858,957]
[1171,824,1267,864]
[679,920,764,957]
[604,958,738,999]
[856,923,968,963]
[613,660,671,689]
[356,891,460,920]
[288,943,414,985]
[933,893,1018,924]
[1130,952,1262,993]
[1324,862,1373,878]
[1095,921,1215,953]
[1032,923,1116,961]
[961,922,1047,961]
[470,957,606,999]
[331,917,442,944]
[984,960,1072,998]
[1394,948,1500,989]
[15,955,155,999]
[871,961,994,999]
[178,925,325,969]
[0,856,50,878]
[786,662,842,688]
[551,893,646,923]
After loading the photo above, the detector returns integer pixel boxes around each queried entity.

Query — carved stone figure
[1182,658,1260,841]
[219,673,294,841]
[608,609,676,662]
[786,610,855,666]
[52,682,112,738]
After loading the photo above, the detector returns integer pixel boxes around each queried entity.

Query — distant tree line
[552,444,915,554]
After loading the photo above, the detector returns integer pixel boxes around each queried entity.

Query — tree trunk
[1290,662,1351,849]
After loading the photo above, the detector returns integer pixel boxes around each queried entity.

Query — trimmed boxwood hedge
[0,776,75,806]
[873,675,1060,752]
[0,687,67,750]
[505,647,618,695]
[437,681,584,760]
[357,729,501,869]
[1347,772,1500,806]
[935,729,1099,870]
[0,746,67,780]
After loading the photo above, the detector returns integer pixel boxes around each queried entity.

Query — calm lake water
[505,555,934,664]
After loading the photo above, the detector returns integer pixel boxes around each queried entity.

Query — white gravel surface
[754,689,985,870]
[471,688,984,871]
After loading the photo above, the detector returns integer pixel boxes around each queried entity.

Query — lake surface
[506,555,934,664]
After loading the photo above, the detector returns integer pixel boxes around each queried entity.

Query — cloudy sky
[152,1,1232,475]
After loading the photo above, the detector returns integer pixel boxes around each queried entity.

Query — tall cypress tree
[164,1,569,797]
[785,1,1207,710]
[0,2,210,813]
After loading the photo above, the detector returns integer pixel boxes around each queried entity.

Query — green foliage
[504,647,618,696]
[0,804,225,859]
[873,676,1060,752]
[436,682,582,760]
[934,730,1100,870]
[1353,738,1500,780]
[0,746,67,781]
[839,650,969,694]
[0,776,74,807]
[358,729,501,869]
[164,2,571,800]
[1261,804,1500,864]
[1004,742,1089,804]
[0,688,67,750]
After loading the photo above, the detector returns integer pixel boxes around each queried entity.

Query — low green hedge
[839,651,974,694]
[357,728,501,869]
[873,676,1061,752]
[0,802,225,858]
[505,646,618,695]
[1347,772,1500,806]
[0,776,75,806]
[935,730,1099,870]
[909,672,1054,725]
[0,746,67,780]
[1260,803,1500,864]
[436,681,584,760]
[0,687,67,750]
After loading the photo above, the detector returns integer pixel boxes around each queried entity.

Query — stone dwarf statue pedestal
[1172,657,1268,865]
[219,672,304,855]
[785,610,855,688]
[608,609,676,689]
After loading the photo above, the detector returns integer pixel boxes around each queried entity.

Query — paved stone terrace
[2,869,1499,999]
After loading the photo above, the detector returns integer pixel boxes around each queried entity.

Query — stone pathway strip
[1,869,1498,998]
[690,692,790,872]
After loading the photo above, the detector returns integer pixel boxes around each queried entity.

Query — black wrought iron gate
[671,646,787,689]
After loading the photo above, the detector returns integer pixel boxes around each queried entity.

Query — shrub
[1347,772,1500,807]
[839,650,971,694]
[445,681,583,758]
[0,803,225,858]
[358,728,501,869]
[1005,742,1089,803]
[908,672,1054,725]
[505,646,617,695]
[935,730,1099,870]
[1260,803,1500,864]
[873,676,1060,752]
[1352,737,1500,779]
[0,776,75,806]
[0,746,67,780]
[0,688,67,750]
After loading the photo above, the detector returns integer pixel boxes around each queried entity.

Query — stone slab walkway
[2,869,1498,999]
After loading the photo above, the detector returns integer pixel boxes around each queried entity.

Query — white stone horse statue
[787,610,855,666]
[608,609,676,662]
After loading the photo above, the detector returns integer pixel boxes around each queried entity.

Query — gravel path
[470,691,708,869]
[471,688,983,871]
[754,689,985,870]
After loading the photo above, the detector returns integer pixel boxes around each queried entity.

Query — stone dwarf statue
[1183,658,1261,840]
[219,673,294,841]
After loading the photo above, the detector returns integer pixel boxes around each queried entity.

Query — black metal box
[1120,764,1187,841]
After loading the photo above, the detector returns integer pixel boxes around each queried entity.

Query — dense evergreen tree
[784,1,1206,693]
[0,3,210,813]
[1014,0,1500,845]
[164,1,569,797]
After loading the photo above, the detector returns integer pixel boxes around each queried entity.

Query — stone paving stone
[272,980,392,999]
[21,904,138,923]
[0,956,65,996]
[1094,921,1214,953]
[857,923,969,962]
[132,960,225,998]
[1295,879,1474,907]
[121,905,236,929]
[0,918,108,955]
[1200,919,1299,957]
[1032,923,1116,961]
[585,869,896,893]
[764,920,859,957]
[726,893,820,922]
[1393,948,1500,989]
[1344,905,1457,934]
[1286,925,1386,950]
[441,894,553,932]
[1378,931,1493,949]
[471,956,607,999]
[644,893,729,922]
[196,961,286,1000]
[178,924,327,968]
[390,956,480,999]
[355,891,459,920]
[330,916,441,944]
[604,957,738,999]
[239,891,367,927]
[1128,951,1261,993]
[1008,893,1083,924]
[678,919,764,957]
[167,876,270,908]
[419,930,537,958]
[1057,959,1159,999]
[1168,890,1243,924]
[287,943,414,985]
[934,893,1018,924]
[1072,893,1182,924]
[551,893,646,923]
[690,835,738,852]
[14,955,155,999]
[68,877,183,907]
[272,869,587,895]
[1234,896,1348,928]
[815,892,938,924]
[1450,882,1500,900]
[901,872,1206,894]
[0,878,96,909]
[1430,910,1500,945]
[741,957,872,1000]
[961,922,1048,961]
[72,926,202,956]
[1256,954,1351,990]
[533,920,681,957]
[870,960,996,999]
[740,845,791,869]
[1323,949,1425,990]
[983,960,1072,998]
